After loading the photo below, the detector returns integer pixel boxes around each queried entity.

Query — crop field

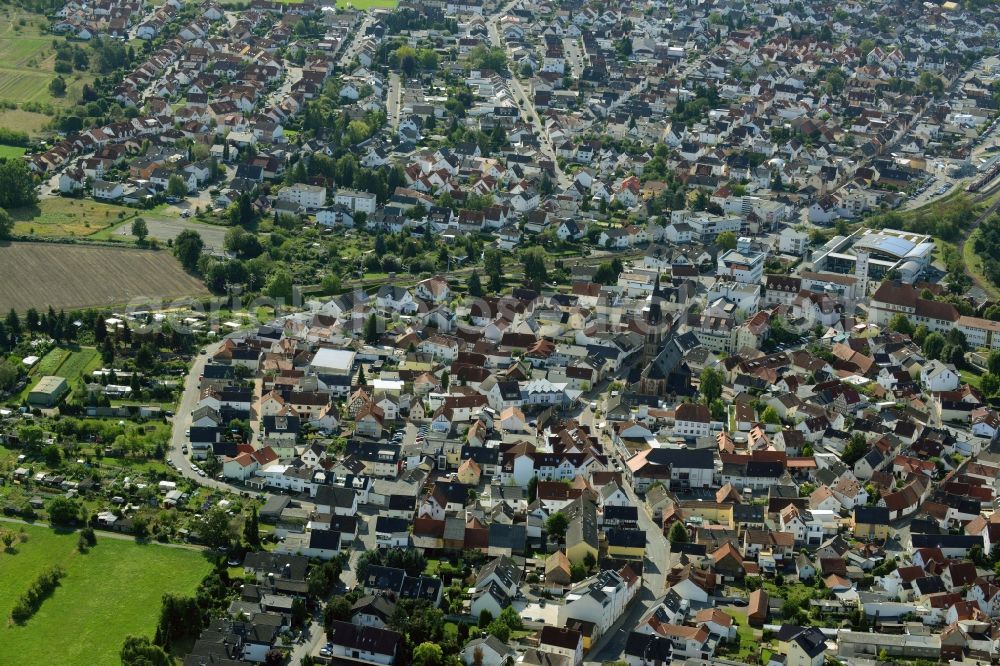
[0,243,209,312]
[10,198,138,237]
[0,522,211,666]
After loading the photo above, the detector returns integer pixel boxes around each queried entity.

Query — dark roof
[625,632,672,660]
[375,516,409,533]
[645,448,714,469]
[607,528,645,548]
[308,529,341,550]
[539,626,582,650]
[326,620,401,656]
[853,506,890,525]
[793,627,827,658]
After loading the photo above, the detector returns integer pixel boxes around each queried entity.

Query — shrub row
[11,565,65,624]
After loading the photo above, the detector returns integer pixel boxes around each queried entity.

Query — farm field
[0,243,209,312]
[0,108,50,135]
[0,144,26,158]
[0,522,211,666]
[10,198,139,237]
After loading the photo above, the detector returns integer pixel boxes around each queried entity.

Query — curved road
[167,338,246,493]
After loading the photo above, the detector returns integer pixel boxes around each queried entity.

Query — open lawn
[10,198,137,238]
[0,144,25,158]
[0,522,211,666]
[0,108,50,135]
[0,242,209,312]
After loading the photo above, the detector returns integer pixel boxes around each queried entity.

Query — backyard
[17,345,102,401]
[0,522,212,665]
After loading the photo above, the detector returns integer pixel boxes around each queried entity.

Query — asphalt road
[167,338,240,492]
[387,73,402,131]
[487,3,571,190]
[339,14,375,69]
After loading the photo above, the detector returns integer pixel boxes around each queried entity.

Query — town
[1,0,1000,665]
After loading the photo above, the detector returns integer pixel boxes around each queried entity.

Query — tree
[412,642,444,666]
[668,521,689,544]
[521,246,548,290]
[244,507,260,548]
[154,594,202,647]
[131,218,148,241]
[197,508,235,550]
[48,75,66,97]
[546,512,569,541]
[173,230,204,272]
[120,635,171,666]
[761,405,781,425]
[48,497,81,526]
[0,208,12,240]
[265,268,294,302]
[912,324,929,346]
[716,231,737,251]
[356,365,366,387]
[166,175,187,198]
[484,249,503,293]
[324,596,353,628]
[364,313,379,344]
[888,313,913,335]
[922,332,946,361]
[842,432,868,465]
[0,158,37,209]
[441,370,450,391]
[699,366,724,404]
[989,349,1000,376]
[0,359,19,392]
[467,270,483,297]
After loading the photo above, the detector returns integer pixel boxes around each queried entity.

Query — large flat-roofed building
[309,348,356,376]
[28,376,69,407]
[716,237,765,285]
[810,227,934,294]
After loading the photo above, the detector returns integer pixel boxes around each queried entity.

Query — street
[583,483,667,665]
[338,14,375,69]
[387,73,402,131]
[167,338,240,492]
[487,4,571,190]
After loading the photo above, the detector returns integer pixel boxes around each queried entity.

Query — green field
[34,347,71,376]
[0,523,212,665]
[0,8,93,108]
[337,0,398,7]
[0,108,49,135]
[0,144,25,158]
[10,198,137,237]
